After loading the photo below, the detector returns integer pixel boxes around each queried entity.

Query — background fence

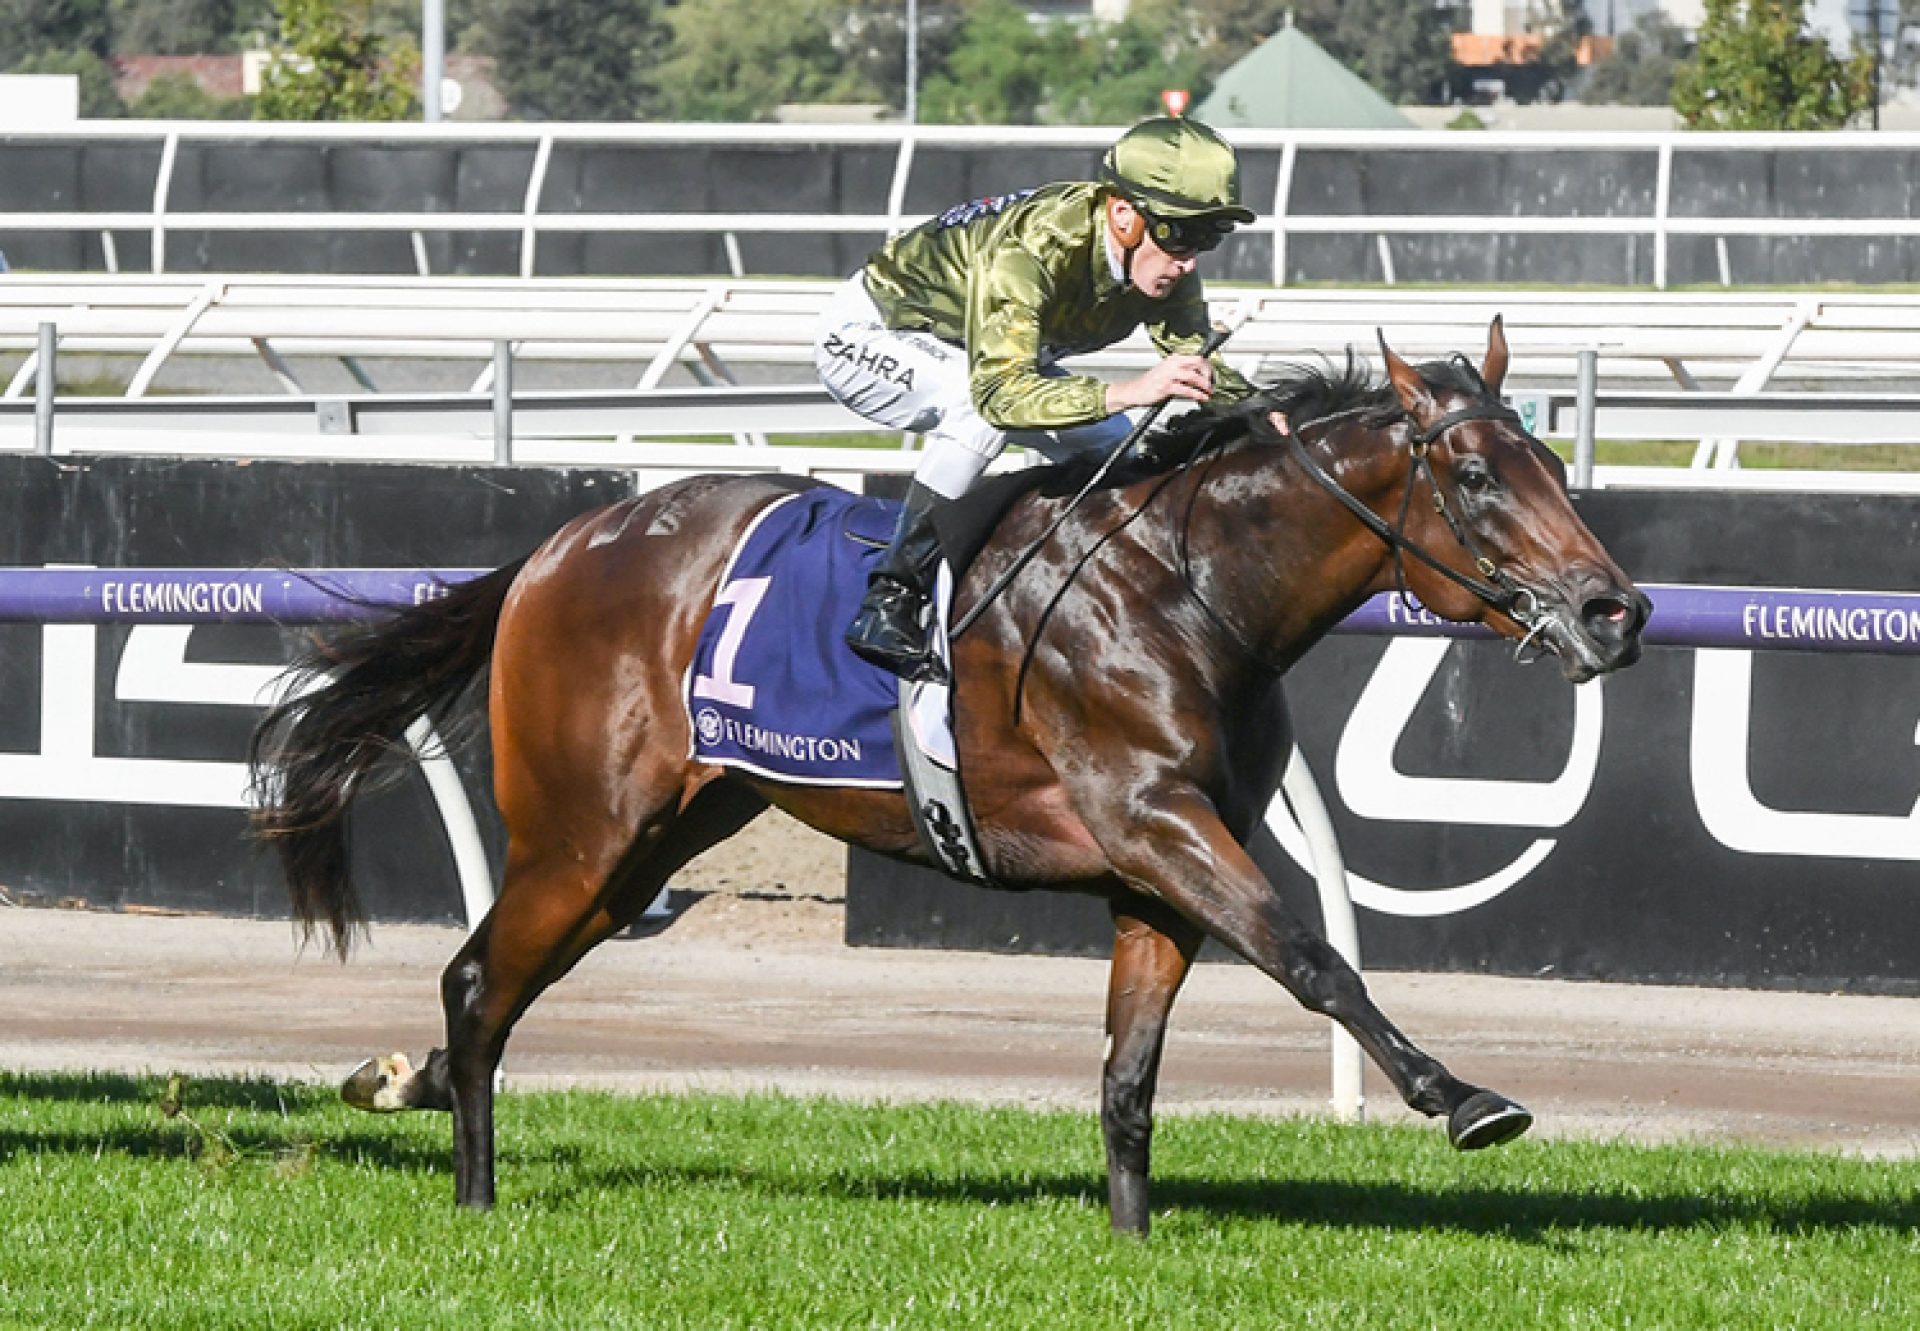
[5,123,1920,286]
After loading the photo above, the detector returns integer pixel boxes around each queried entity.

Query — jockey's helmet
[1100,117,1255,254]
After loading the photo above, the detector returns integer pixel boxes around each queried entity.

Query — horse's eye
[1456,462,1496,495]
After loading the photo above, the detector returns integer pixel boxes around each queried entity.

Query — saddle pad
[686,488,907,788]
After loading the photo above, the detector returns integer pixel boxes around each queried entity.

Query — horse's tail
[248,559,528,956]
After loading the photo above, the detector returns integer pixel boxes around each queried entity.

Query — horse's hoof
[341,1052,415,1112]
[1447,1089,1532,1151]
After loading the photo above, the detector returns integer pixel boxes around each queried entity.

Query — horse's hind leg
[345,778,768,1209]
[1102,896,1204,1238]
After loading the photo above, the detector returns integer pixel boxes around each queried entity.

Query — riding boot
[846,482,946,680]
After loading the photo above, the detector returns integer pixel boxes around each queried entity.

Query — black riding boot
[846,482,946,679]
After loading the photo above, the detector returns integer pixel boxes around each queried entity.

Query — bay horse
[249,319,1647,1236]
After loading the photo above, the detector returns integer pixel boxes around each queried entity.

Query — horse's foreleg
[1102,897,1203,1238]
[1100,792,1529,1150]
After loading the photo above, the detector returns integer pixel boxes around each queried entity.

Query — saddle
[685,485,1001,883]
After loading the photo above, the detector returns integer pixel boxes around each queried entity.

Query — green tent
[1195,25,1414,130]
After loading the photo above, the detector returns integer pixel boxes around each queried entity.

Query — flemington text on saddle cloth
[686,487,939,789]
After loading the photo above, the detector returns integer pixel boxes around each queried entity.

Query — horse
[249,318,1648,1236]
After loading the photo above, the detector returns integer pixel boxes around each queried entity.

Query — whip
[951,305,1252,638]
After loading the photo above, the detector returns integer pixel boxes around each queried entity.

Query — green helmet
[1100,117,1256,226]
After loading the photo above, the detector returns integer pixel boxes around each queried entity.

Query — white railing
[4,275,1918,396]
[3,123,1920,287]
[3,274,1917,475]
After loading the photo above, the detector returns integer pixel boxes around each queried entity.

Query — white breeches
[813,274,1134,501]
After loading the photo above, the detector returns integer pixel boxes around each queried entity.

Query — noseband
[1283,402,1545,639]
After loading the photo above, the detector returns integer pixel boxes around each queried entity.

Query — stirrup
[846,611,943,681]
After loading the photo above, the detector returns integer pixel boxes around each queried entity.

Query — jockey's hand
[1267,410,1291,436]
[1105,354,1214,414]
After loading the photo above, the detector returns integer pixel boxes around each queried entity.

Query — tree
[1581,10,1690,106]
[474,0,668,121]
[918,0,1084,124]
[1671,0,1875,129]
[254,0,418,121]
[131,71,253,118]
[1051,9,1209,124]
[651,0,879,121]
[107,0,235,55]
[1137,0,1451,105]
[1530,0,1592,102]
[0,0,111,67]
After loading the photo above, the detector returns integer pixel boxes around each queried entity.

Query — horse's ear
[1377,329,1437,419]
[1482,314,1509,394]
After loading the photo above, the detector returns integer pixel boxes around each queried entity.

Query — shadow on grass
[3,1072,1915,1237]
[0,1123,453,1174]
[0,1070,319,1111]
[542,1158,1920,1240]
[0,1070,451,1173]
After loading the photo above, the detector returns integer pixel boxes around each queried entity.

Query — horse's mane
[1146,350,1495,459]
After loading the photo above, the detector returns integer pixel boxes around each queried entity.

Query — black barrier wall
[3,134,1919,284]
[8,456,1918,993]
[848,489,1920,994]
[0,454,629,924]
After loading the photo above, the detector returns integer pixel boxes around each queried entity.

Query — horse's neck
[1173,429,1409,673]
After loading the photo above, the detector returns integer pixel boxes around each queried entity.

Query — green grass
[1546,438,1920,471]
[1,1073,1917,1329]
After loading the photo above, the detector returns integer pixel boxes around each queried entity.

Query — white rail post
[403,716,493,930]
[884,128,918,237]
[492,340,513,465]
[1653,140,1673,291]
[1574,347,1598,488]
[1279,743,1365,1123]
[33,322,54,457]
[149,131,179,275]
[1271,139,1298,288]
[518,135,554,280]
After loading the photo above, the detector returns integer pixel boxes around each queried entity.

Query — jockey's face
[1131,227,1202,298]
[1108,196,1202,299]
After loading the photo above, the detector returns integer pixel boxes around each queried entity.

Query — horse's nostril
[1583,595,1635,632]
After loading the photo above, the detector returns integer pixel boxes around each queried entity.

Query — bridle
[997,376,1558,716]
[1281,398,1550,652]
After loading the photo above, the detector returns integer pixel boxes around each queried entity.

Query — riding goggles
[1143,209,1236,257]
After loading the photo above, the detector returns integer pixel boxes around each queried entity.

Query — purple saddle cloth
[686,488,906,788]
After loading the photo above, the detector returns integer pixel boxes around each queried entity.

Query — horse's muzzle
[1538,578,1649,683]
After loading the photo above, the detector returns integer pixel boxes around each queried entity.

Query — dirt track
[3,810,1918,1156]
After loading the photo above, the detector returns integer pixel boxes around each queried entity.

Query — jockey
[815,115,1258,679]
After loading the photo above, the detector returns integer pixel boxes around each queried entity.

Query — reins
[1165,398,1548,681]
[950,310,1250,642]
[978,346,1557,716]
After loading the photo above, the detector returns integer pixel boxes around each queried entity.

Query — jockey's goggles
[1143,209,1236,257]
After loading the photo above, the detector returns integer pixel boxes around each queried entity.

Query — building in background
[0,75,79,129]
[1196,22,1415,128]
